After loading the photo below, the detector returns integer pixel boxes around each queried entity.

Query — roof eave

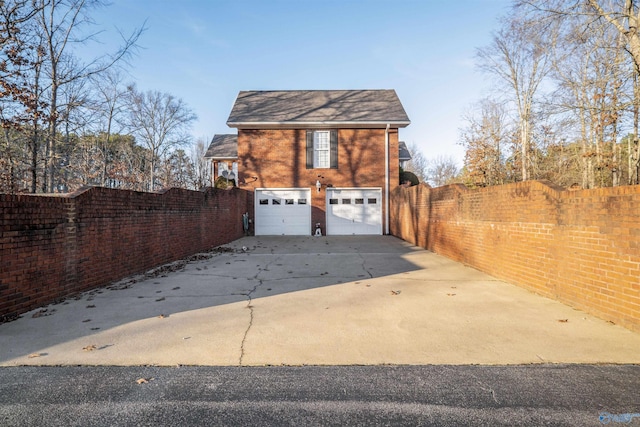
[204,155,238,160]
[226,120,411,129]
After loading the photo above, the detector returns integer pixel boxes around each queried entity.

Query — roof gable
[227,90,410,129]
[399,141,412,162]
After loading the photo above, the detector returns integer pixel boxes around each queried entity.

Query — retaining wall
[390,181,640,332]
[0,186,251,321]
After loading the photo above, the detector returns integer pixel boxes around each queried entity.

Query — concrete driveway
[2,236,640,366]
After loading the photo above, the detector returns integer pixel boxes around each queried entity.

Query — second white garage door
[326,188,382,235]
[255,188,311,235]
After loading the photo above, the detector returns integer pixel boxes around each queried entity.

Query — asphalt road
[1,365,638,426]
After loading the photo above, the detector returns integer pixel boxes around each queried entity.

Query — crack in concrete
[238,255,281,366]
[238,280,261,366]
[358,252,374,279]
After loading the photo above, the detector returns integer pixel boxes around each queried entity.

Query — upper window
[306,130,338,169]
[314,131,330,169]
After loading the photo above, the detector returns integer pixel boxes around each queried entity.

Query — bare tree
[0,1,45,128]
[631,75,640,184]
[89,69,130,186]
[159,148,194,189]
[126,86,197,190]
[538,2,633,187]
[452,1,640,188]
[191,137,211,190]
[102,133,147,190]
[402,142,429,183]
[477,10,555,181]
[0,1,48,193]
[428,155,459,187]
[36,0,143,192]
[520,0,640,185]
[583,1,640,185]
[459,98,511,187]
[583,0,640,77]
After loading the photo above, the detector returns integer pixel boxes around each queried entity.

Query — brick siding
[237,128,399,233]
[390,180,640,332]
[0,186,251,321]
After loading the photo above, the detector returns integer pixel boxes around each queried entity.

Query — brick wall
[390,180,640,332]
[237,128,399,233]
[0,186,251,321]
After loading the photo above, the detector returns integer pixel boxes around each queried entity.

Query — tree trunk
[521,118,529,181]
[30,126,38,193]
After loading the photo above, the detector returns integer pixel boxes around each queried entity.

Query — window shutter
[330,130,338,169]
[306,130,314,169]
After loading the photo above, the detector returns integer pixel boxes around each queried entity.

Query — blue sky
[87,0,511,165]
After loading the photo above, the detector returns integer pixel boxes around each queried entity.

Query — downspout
[385,123,390,235]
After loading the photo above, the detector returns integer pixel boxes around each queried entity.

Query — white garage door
[255,188,311,235]
[326,188,382,235]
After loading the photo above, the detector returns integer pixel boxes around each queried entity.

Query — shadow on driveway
[2,236,640,366]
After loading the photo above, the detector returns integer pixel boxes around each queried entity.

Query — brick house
[204,134,238,182]
[206,89,410,235]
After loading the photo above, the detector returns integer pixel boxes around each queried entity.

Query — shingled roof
[227,90,410,129]
[399,141,412,162]
[204,134,238,159]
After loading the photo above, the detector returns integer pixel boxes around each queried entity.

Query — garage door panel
[327,188,382,235]
[255,189,311,235]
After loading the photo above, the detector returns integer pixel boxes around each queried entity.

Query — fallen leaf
[155,297,165,302]
[82,319,91,323]
[558,319,568,323]
[390,290,401,295]
[32,309,55,318]
[28,353,41,359]
[447,293,457,296]
[157,314,166,319]
[83,345,97,351]
[136,378,148,384]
